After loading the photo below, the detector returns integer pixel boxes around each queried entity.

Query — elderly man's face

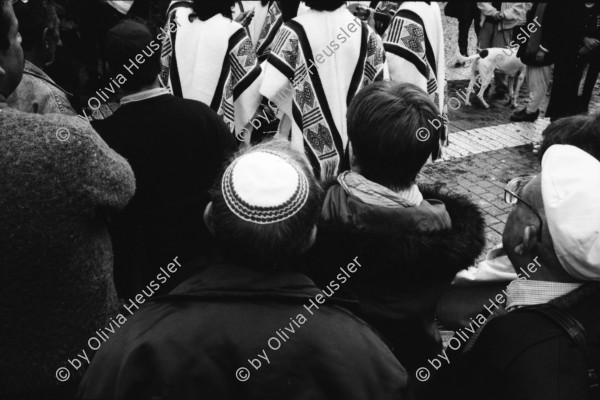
[0,1,24,98]
[502,175,544,266]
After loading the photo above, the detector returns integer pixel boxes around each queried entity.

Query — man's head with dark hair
[205,139,323,271]
[0,0,11,51]
[0,0,24,98]
[104,19,161,93]
[191,0,234,21]
[12,0,60,67]
[538,113,600,162]
[347,82,441,190]
[280,0,301,21]
[304,0,346,12]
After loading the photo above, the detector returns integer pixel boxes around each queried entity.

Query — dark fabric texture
[517,3,555,66]
[445,2,480,22]
[458,11,481,56]
[77,263,409,400]
[303,183,485,373]
[92,94,236,299]
[0,109,135,396]
[546,3,600,119]
[424,283,600,400]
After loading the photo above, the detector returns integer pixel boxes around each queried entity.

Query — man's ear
[299,225,317,254]
[203,202,216,237]
[514,225,539,256]
[348,142,361,173]
[41,27,50,49]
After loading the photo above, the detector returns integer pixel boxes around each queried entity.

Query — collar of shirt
[505,279,582,311]
[120,88,171,105]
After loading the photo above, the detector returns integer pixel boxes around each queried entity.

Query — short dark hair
[0,0,12,51]
[280,0,301,22]
[347,82,441,189]
[104,19,161,91]
[304,0,346,11]
[13,0,58,52]
[539,113,600,162]
[192,0,234,21]
[209,139,323,270]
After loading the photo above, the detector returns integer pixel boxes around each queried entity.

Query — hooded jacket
[304,183,485,372]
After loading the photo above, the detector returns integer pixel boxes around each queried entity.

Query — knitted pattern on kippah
[221,151,310,224]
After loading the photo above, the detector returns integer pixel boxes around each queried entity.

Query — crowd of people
[1,1,599,400]
[446,2,600,126]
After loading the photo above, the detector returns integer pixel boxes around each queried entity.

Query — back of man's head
[304,0,346,11]
[539,113,600,162]
[347,82,441,190]
[0,0,24,98]
[104,19,161,93]
[191,0,234,21]
[12,0,59,60]
[207,139,323,270]
[0,0,11,51]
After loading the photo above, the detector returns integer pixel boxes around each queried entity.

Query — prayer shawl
[161,1,262,135]
[383,1,448,158]
[260,6,387,180]
[248,1,284,63]
[102,0,133,15]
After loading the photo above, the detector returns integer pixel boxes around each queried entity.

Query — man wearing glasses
[428,144,600,400]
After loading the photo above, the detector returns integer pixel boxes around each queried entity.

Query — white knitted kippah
[221,150,309,224]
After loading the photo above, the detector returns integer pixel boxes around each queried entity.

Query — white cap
[541,145,600,280]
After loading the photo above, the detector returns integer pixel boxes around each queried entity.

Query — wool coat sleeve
[57,115,136,212]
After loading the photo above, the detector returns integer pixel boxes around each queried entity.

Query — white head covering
[221,150,309,224]
[541,145,600,280]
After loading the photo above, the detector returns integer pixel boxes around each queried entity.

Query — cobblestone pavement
[418,6,600,263]
[418,145,540,261]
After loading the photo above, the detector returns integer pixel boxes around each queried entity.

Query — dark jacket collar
[153,263,356,307]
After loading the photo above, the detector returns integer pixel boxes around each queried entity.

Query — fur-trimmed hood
[307,183,485,293]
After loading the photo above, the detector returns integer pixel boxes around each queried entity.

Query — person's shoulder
[1,108,90,137]
[167,95,216,115]
[475,311,566,361]
[167,96,233,136]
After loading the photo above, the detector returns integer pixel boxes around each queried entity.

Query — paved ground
[418,145,540,261]
[417,5,600,263]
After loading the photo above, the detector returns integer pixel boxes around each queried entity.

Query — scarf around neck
[338,170,423,207]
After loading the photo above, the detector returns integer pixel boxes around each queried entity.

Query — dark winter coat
[425,283,600,400]
[92,94,236,298]
[0,108,135,397]
[77,263,408,400]
[304,183,485,373]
